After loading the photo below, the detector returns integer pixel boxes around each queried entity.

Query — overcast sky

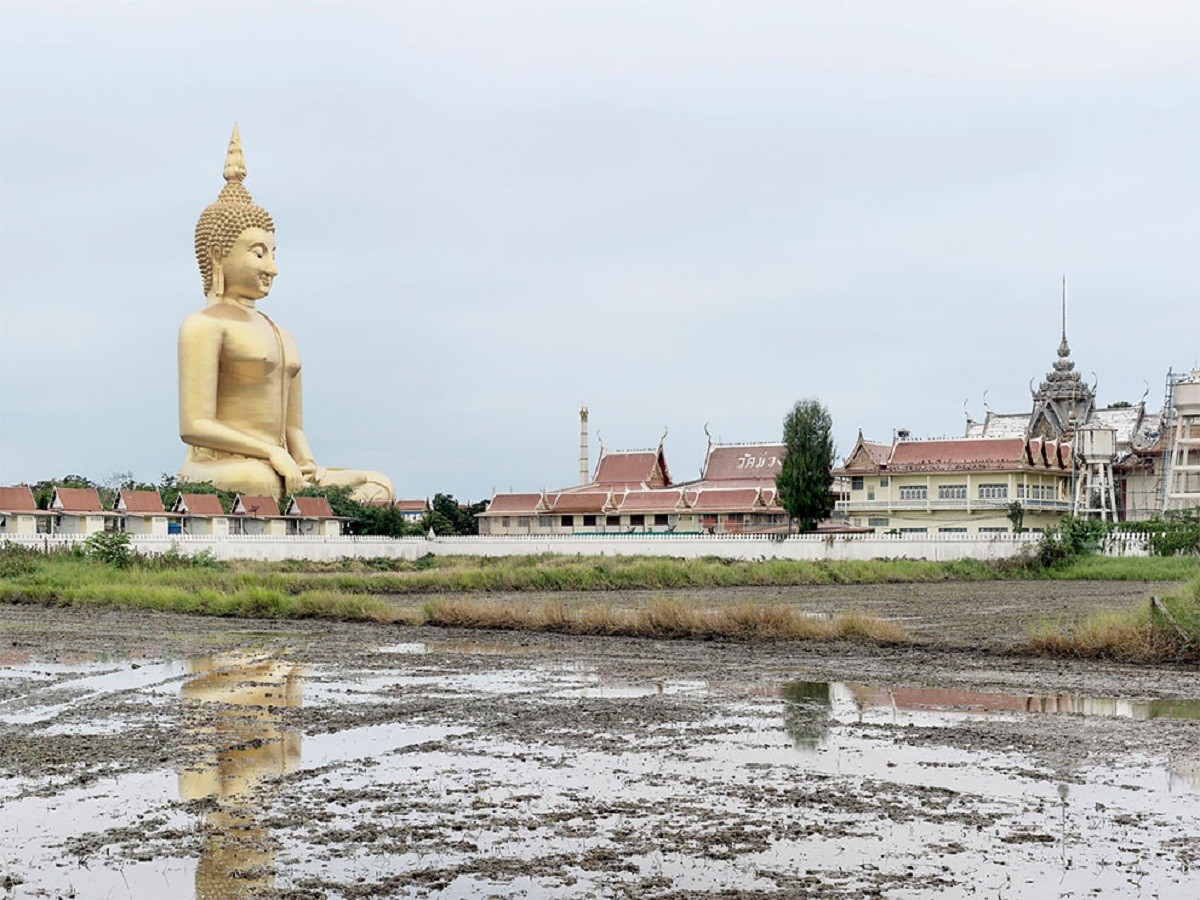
[1,1,1198,500]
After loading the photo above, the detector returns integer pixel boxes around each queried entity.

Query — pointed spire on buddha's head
[195,125,275,294]
[222,124,247,183]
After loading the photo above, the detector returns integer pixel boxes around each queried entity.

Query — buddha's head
[195,126,276,299]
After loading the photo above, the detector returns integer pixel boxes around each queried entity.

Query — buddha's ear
[208,246,225,300]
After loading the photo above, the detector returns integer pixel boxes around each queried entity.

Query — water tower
[1166,371,1200,511]
[1073,424,1118,520]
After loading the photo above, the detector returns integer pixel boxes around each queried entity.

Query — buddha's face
[218,227,277,300]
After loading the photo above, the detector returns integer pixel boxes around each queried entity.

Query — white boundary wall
[2,532,1152,561]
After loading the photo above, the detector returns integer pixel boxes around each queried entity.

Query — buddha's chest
[220,319,302,383]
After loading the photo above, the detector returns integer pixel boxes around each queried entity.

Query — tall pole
[579,406,589,485]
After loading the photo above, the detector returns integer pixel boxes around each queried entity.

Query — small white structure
[1073,424,1118,521]
[231,494,287,536]
[285,496,342,536]
[49,487,112,535]
[113,489,173,536]
[0,486,43,535]
[171,493,230,535]
[1166,372,1200,511]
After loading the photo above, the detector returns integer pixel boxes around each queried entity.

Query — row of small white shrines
[4,532,1152,562]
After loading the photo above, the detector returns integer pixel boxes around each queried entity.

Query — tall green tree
[776,399,835,533]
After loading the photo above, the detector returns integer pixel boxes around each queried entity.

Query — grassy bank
[1024,578,1200,664]
[423,596,909,643]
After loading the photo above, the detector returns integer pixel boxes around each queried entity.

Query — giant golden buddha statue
[178,127,393,502]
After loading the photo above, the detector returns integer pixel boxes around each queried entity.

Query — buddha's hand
[299,461,326,485]
[268,448,307,494]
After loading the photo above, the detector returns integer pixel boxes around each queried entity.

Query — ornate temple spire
[222,124,247,183]
[1029,276,1094,439]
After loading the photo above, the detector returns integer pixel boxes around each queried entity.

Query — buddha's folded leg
[179,457,284,498]
[315,468,394,504]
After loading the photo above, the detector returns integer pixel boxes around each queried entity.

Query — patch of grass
[424,596,909,644]
[1024,578,1200,663]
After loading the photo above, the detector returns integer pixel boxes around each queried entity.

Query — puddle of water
[5,650,1200,899]
[376,639,550,656]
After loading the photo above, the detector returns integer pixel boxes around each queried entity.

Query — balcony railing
[835,498,1072,513]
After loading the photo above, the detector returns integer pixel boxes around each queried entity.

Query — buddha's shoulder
[179,304,251,333]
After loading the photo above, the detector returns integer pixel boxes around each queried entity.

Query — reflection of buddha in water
[179,655,303,899]
[178,126,393,502]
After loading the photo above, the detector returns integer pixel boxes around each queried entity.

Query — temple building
[478,436,847,535]
[839,309,1181,530]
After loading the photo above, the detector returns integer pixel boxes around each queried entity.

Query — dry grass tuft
[423,597,909,644]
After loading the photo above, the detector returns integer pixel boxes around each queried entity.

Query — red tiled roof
[53,487,104,512]
[862,442,891,466]
[233,494,281,517]
[0,486,37,512]
[887,438,1031,472]
[702,444,785,481]
[616,490,687,512]
[480,493,542,515]
[394,499,429,513]
[116,490,165,514]
[177,493,225,516]
[289,497,335,518]
[690,488,763,511]
[547,492,610,514]
[593,449,670,487]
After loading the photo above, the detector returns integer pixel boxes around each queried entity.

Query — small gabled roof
[231,494,282,517]
[839,432,891,472]
[114,490,166,514]
[701,443,785,482]
[0,486,37,513]
[394,499,430,513]
[547,491,612,514]
[286,497,335,518]
[615,489,690,513]
[478,493,542,517]
[173,493,226,516]
[689,488,767,512]
[51,487,104,513]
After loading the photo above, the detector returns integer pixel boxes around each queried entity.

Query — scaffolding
[1165,371,1200,512]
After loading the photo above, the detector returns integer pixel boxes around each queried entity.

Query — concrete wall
[2,531,1153,561]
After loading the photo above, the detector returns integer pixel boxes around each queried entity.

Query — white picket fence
[1,531,1155,562]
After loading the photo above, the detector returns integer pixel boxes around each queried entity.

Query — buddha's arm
[178,315,303,489]
[285,371,320,475]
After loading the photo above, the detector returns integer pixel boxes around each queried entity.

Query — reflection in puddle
[783,679,1200,723]
[179,654,303,900]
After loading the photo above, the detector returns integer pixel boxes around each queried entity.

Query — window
[938,484,967,500]
[867,490,875,501]
[517,516,530,527]
[867,517,889,527]
[653,514,669,526]
[978,484,1008,500]
[1016,485,1026,499]
[851,477,864,490]
[538,516,552,528]
[899,485,927,501]
[724,513,745,523]
[879,477,889,487]
[629,514,645,526]
[560,515,574,527]
[899,527,928,534]
[606,515,620,526]
[582,515,597,527]
[979,527,1008,534]
[501,516,510,528]
[938,527,967,533]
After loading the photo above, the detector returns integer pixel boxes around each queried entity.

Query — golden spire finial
[222,124,247,183]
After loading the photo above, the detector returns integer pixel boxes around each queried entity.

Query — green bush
[83,531,133,568]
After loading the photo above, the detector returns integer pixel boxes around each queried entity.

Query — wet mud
[1,582,1198,898]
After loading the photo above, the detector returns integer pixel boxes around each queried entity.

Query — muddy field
[2,581,1199,898]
